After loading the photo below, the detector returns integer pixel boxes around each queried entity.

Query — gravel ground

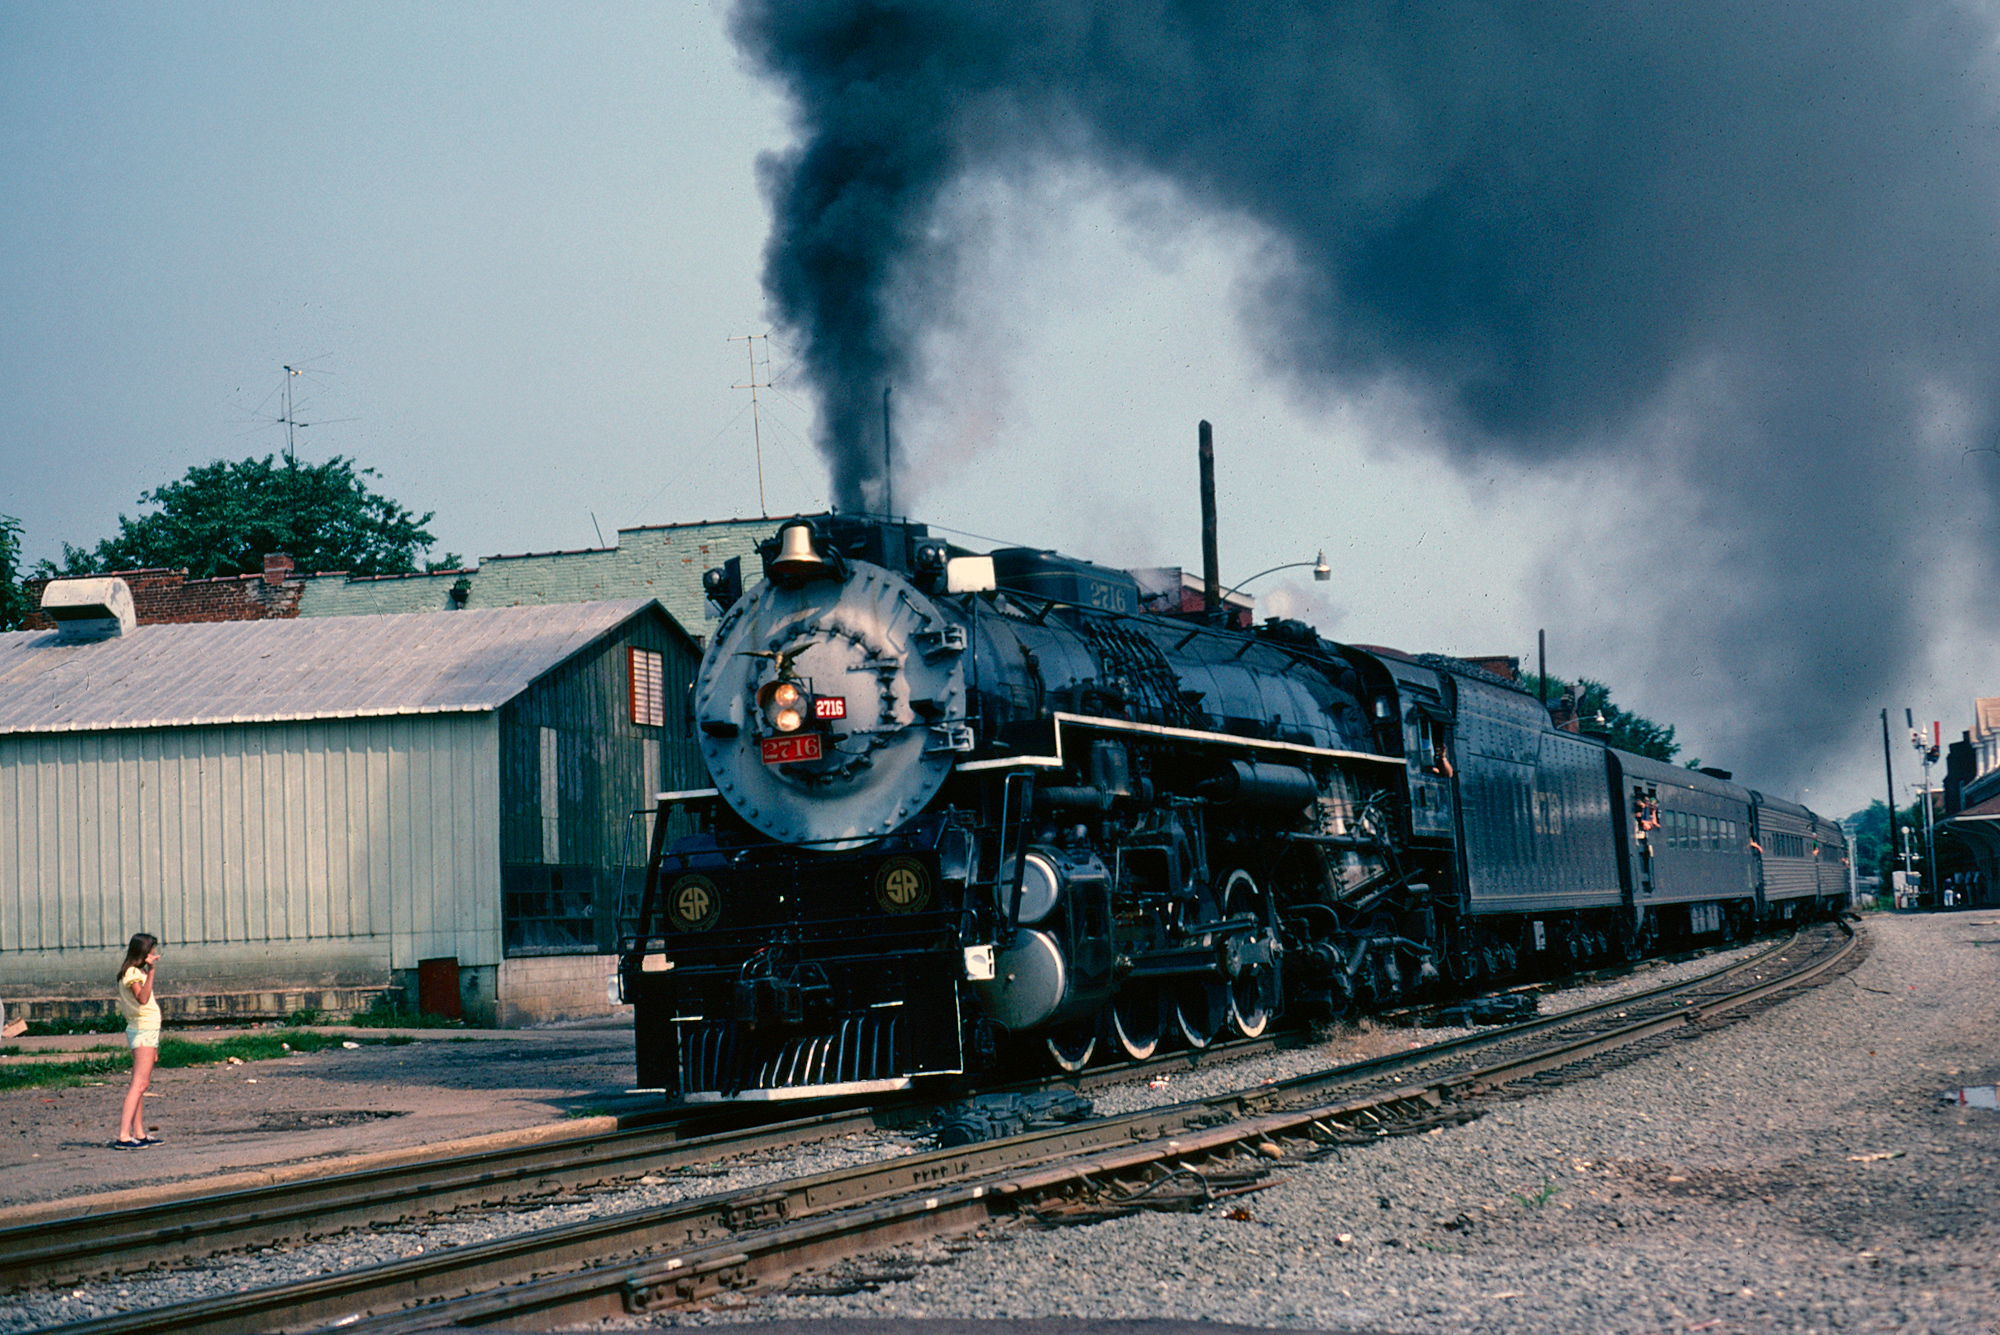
[3,915,1992,1333]
[637,913,1998,1334]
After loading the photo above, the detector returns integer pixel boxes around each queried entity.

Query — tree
[38,455,453,580]
[1520,672,1682,762]
[1846,797,1929,884]
[1848,800,1893,882]
[1,513,32,630]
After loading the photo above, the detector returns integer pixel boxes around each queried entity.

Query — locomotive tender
[620,515,1847,1101]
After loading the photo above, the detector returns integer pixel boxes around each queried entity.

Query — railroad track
[0,1034,1282,1291]
[21,920,1857,1334]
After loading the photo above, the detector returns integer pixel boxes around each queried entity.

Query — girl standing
[114,934,162,1148]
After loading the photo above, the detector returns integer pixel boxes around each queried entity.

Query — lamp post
[1911,714,1941,904]
[1217,551,1332,607]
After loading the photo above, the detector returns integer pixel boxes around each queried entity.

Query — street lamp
[1218,550,1331,605]
[1910,712,1941,904]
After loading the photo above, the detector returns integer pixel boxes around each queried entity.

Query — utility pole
[882,384,893,520]
[1882,708,1902,899]
[729,334,770,517]
[1199,421,1220,622]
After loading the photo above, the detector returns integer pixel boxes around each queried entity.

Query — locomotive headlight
[757,679,807,733]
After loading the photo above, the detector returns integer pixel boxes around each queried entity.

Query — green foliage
[1845,798,1926,882]
[0,513,31,631]
[1512,1177,1561,1208]
[1520,673,1681,762]
[21,1013,127,1036]
[40,455,440,579]
[346,995,467,1029]
[1848,799,1891,879]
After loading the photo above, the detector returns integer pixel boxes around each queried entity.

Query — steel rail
[24,923,1852,1335]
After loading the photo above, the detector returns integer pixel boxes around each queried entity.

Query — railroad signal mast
[1910,709,1942,898]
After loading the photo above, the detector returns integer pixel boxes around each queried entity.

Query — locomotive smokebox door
[693,560,969,851]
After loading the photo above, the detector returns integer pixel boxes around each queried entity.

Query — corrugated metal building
[0,590,701,1025]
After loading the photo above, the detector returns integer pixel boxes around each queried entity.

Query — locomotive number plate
[761,734,823,765]
[814,695,847,720]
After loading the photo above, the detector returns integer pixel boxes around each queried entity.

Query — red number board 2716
[760,734,823,765]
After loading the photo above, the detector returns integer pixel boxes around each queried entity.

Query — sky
[6,1,2000,823]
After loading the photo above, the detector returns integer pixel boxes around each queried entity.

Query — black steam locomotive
[619,515,1848,1101]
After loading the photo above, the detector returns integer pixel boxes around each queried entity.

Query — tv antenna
[730,333,771,517]
[240,359,352,464]
[282,365,304,465]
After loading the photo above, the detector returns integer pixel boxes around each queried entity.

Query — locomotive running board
[958,711,1403,772]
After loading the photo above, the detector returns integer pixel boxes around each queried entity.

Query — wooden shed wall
[496,610,702,954]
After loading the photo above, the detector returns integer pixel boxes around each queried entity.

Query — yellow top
[117,966,160,1028]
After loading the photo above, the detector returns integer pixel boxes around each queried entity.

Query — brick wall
[22,561,305,628]
[495,953,632,1027]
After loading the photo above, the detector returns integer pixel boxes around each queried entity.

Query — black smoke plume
[735,0,2000,795]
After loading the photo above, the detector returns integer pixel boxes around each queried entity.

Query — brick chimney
[262,552,295,587]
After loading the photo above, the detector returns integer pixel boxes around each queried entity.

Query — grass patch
[0,1029,412,1092]
[1511,1178,1561,1209]
[342,998,467,1030]
[0,1054,129,1090]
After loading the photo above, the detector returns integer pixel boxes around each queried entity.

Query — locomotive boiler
[619,514,1847,1101]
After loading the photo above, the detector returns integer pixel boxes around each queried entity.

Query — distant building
[0,582,702,1025]
[1932,697,2000,908]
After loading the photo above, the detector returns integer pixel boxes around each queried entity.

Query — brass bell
[768,522,831,585]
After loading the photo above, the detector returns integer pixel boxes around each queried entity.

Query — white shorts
[127,1027,160,1050]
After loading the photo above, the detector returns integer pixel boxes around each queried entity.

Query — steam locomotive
[619,514,1848,1101]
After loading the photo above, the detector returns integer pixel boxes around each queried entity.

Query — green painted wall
[297,518,785,636]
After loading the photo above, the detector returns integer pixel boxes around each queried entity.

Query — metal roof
[0,600,664,735]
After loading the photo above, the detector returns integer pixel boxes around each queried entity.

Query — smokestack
[1199,421,1219,620]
